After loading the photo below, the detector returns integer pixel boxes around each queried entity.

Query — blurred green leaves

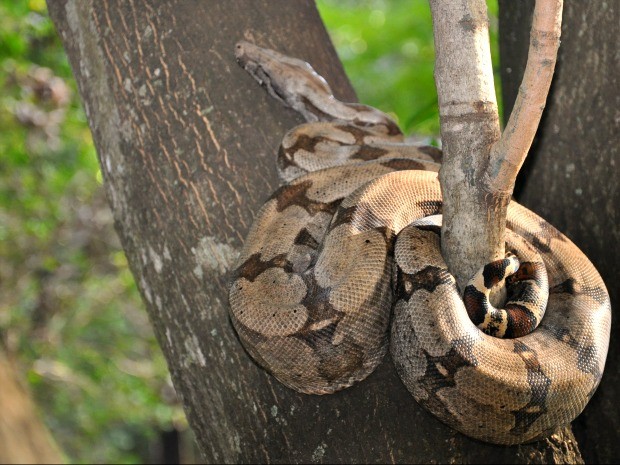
[317,0,501,135]
[0,2,183,463]
[317,0,438,134]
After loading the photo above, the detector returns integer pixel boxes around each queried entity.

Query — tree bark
[0,352,64,464]
[429,0,562,292]
[499,2,619,463]
[48,0,582,462]
[429,0,504,291]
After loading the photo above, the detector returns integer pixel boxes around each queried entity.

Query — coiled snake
[228,41,611,445]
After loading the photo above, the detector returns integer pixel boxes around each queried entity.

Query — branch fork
[430,0,563,288]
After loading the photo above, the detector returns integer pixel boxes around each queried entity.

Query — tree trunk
[499,2,619,463]
[48,0,582,462]
[0,352,64,464]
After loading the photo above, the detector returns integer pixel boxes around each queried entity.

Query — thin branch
[486,0,563,193]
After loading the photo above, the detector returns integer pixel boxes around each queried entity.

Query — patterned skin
[229,42,611,444]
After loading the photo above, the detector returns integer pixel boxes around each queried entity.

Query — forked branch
[431,0,563,290]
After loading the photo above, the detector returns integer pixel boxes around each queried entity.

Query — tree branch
[430,0,563,291]
[487,0,563,193]
[0,352,64,464]
[429,0,503,290]
[430,1,499,124]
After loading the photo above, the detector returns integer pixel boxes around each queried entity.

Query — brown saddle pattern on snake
[228,42,611,445]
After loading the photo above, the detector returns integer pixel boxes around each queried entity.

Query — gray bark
[429,0,561,293]
[499,1,619,463]
[429,0,505,291]
[48,0,581,462]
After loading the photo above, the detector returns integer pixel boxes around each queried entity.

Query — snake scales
[228,41,611,445]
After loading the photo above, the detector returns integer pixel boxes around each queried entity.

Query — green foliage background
[0,1,498,462]
[1,1,183,462]
[318,0,501,135]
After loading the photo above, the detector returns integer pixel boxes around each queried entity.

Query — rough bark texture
[48,0,582,462]
[0,352,64,464]
[429,0,505,291]
[499,1,619,463]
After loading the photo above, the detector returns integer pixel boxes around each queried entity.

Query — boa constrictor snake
[228,41,611,445]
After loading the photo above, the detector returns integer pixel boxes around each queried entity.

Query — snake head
[235,40,333,121]
[234,41,402,133]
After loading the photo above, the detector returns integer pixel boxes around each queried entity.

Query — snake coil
[229,41,611,445]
